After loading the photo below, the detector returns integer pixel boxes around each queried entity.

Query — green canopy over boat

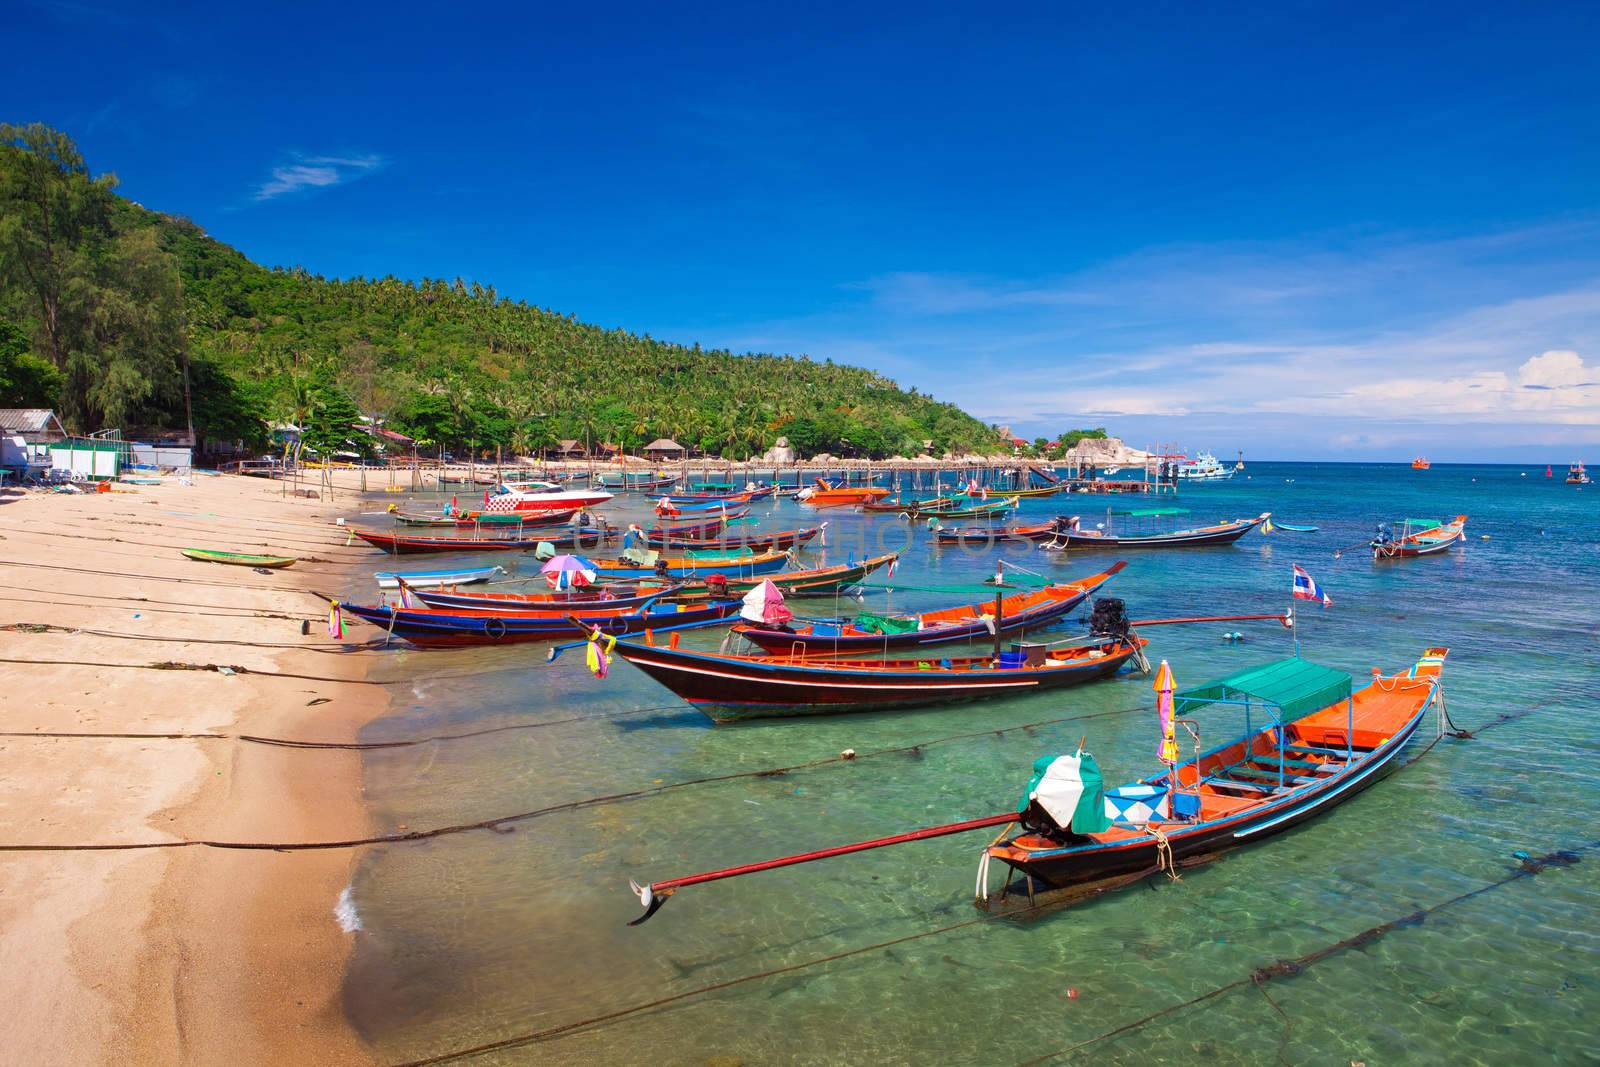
[1175,657,1351,723]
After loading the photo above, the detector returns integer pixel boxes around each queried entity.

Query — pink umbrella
[541,554,597,590]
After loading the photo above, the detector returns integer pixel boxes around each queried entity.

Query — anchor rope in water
[0,594,324,622]
[3,622,387,653]
[1013,840,1597,1066]
[0,703,1158,853]
[388,834,1591,1066]
[0,688,1575,854]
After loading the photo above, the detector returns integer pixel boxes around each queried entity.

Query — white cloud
[254,153,385,201]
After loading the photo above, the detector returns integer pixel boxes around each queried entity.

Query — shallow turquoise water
[340,464,1600,1065]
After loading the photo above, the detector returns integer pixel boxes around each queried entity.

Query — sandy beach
[0,473,380,1065]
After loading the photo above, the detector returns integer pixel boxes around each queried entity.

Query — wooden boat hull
[987,653,1445,889]
[735,562,1125,655]
[390,507,583,527]
[932,519,1068,545]
[374,566,502,589]
[412,584,678,613]
[613,638,1143,721]
[351,527,614,554]
[925,498,1020,520]
[181,548,297,568]
[1057,516,1266,549]
[644,526,821,552]
[1273,523,1318,533]
[338,599,740,648]
[1372,516,1467,560]
[591,549,790,580]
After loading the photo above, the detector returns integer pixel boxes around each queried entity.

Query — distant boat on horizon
[1411,457,1431,470]
[1567,462,1591,485]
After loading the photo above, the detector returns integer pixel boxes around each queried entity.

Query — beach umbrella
[739,579,792,626]
[1154,659,1180,767]
[541,554,597,590]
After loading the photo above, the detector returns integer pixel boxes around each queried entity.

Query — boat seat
[1245,755,1340,774]
[1284,743,1370,759]
[1227,765,1321,786]
[1203,778,1274,795]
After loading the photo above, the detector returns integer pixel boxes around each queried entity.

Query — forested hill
[0,124,993,458]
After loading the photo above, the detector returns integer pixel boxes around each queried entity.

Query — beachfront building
[643,437,686,461]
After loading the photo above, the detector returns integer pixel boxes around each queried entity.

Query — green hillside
[0,123,993,459]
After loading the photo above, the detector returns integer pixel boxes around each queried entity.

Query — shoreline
[0,473,383,1064]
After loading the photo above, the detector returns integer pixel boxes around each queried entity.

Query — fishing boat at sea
[621,648,1449,923]
[797,480,892,507]
[1567,462,1591,485]
[1050,510,1270,549]
[863,493,960,514]
[414,552,900,608]
[349,526,614,554]
[923,496,1020,521]
[587,547,791,580]
[596,472,679,491]
[180,547,297,568]
[374,565,502,589]
[982,649,1449,890]
[653,497,755,518]
[732,562,1125,655]
[640,524,824,552]
[387,506,586,527]
[1412,457,1431,470]
[612,632,1146,722]
[931,517,1074,546]
[1371,515,1467,560]
[337,597,741,648]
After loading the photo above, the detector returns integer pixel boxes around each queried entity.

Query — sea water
[339,463,1599,1065]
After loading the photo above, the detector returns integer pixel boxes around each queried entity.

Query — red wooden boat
[733,562,1125,655]
[350,526,614,554]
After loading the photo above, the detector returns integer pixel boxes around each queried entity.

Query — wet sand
[0,473,381,1064]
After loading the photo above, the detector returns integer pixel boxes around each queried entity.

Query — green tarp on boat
[1175,657,1352,723]
[1018,752,1111,834]
[851,612,920,635]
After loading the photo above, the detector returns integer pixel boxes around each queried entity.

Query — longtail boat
[350,526,613,554]
[337,598,741,649]
[596,473,679,491]
[623,648,1448,924]
[1371,515,1467,560]
[388,507,584,527]
[932,517,1073,546]
[611,633,1145,722]
[410,581,688,613]
[652,516,734,539]
[654,497,754,518]
[872,494,961,514]
[659,489,756,505]
[922,496,1020,520]
[734,562,1126,655]
[180,547,297,568]
[374,565,502,589]
[1051,512,1269,549]
[413,553,898,608]
[588,547,791,580]
[643,525,823,552]
[797,480,891,507]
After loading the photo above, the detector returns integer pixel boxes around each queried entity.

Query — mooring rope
[3,622,385,653]
[388,839,1593,1066]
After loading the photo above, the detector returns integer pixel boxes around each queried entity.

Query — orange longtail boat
[796,479,890,507]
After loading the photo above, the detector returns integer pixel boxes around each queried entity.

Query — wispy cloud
[678,218,1600,456]
[254,153,386,201]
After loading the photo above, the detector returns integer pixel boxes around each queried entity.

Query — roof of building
[0,409,65,435]
[644,438,684,451]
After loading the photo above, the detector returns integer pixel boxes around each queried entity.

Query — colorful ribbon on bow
[585,626,618,678]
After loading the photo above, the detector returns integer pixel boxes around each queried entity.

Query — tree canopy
[0,123,998,460]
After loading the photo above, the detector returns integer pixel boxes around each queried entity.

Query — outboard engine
[1088,597,1131,640]
[1374,522,1394,546]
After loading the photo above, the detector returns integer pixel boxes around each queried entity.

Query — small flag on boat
[1153,659,1179,764]
[327,600,345,639]
[1292,564,1332,606]
[887,558,899,578]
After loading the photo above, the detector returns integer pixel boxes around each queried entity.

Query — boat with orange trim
[1371,515,1467,560]
[1412,457,1431,469]
[795,479,891,507]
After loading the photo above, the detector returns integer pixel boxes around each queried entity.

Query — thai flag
[1292,564,1331,606]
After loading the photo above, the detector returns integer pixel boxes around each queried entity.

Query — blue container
[997,651,1026,669]
[1172,791,1202,820]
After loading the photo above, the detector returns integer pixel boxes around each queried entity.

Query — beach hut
[551,439,586,459]
[643,438,686,461]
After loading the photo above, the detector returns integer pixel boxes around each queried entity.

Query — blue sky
[8,1,1599,459]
